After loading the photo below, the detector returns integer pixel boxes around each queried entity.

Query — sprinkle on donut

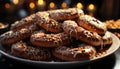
[30,32,71,47]
[77,15,107,35]
[0,25,38,45]
[62,20,103,46]
[34,12,63,33]
[52,44,96,61]
[48,8,84,20]
[11,41,51,61]
[11,14,36,32]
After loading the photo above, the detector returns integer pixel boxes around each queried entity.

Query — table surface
[0,47,120,69]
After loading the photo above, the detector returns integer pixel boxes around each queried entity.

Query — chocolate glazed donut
[62,20,113,46]
[48,8,84,20]
[34,12,63,33]
[62,20,103,46]
[11,41,51,61]
[77,15,107,35]
[52,45,96,61]
[11,14,36,32]
[30,31,71,47]
[0,25,38,45]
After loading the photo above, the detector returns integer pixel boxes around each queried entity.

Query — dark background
[0,0,120,24]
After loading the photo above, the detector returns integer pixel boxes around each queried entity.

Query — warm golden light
[61,2,67,8]
[49,2,55,8]
[5,3,11,8]
[77,2,83,9]
[13,0,19,5]
[29,2,35,9]
[88,4,95,11]
[38,0,44,5]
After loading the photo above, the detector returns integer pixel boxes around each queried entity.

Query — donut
[52,45,96,61]
[77,15,107,35]
[11,41,51,61]
[0,25,37,45]
[62,20,103,46]
[102,31,113,45]
[48,8,84,20]
[35,12,63,33]
[30,31,71,47]
[11,14,35,32]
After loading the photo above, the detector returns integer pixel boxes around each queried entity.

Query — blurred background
[0,0,120,24]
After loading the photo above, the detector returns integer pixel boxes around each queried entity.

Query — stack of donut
[0,8,113,61]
